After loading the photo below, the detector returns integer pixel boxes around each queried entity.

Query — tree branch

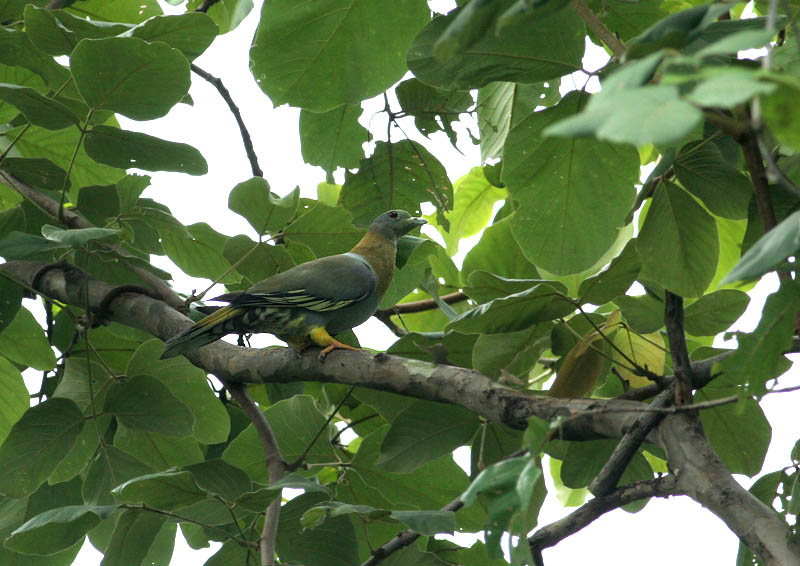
[529,476,680,563]
[588,384,674,496]
[0,171,185,311]
[568,0,626,59]
[227,385,286,566]
[5,259,799,564]
[664,291,693,404]
[375,291,468,316]
[191,64,263,178]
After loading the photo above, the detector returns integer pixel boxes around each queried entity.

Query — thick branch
[191,64,263,178]
[664,291,693,404]
[0,171,185,311]
[227,385,285,566]
[568,0,626,58]
[529,476,680,561]
[657,413,800,565]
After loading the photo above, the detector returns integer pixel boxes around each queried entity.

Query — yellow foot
[308,326,361,359]
[319,339,362,358]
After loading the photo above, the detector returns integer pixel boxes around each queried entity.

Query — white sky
[59,1,798,564]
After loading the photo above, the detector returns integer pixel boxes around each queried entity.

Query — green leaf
[695,28,776,57]
[438,167,505,255]
[186,0,253,34]
[0,306,57,370]
[717,281,800,394]
[0,275,23,334]
[71,37,190,120]
[673,140,752,220]
[0,28,71,89]
[762,83,800,151]
[161,222,234,282]
[23,5,130,56]
[408,5,583,90]
[0,398,84,498]
[101,509,165,566]
[683,290,749,336]
[1,156,70,192]
[299,105,366,174]
[228,179,299,236]
[0,83,79,129]
[724,208,800,283]
[462,216,539,283]
[626,3,732,58]
[66,0,162,23]
[472,323,552,378]
[687,71,776,108]
[503,91,639,274]
[0,231,63,260]
[223,395,337,482]
[561,439,652,489]
[637,181,719,297]
[544,86,703,147]
[114,426,204,469]
[223,236,295,286]
[0,0,47,22]
[377,400,480,473]
[578,240,641,306]
[41,224,118,247]
[386,331,478,369]
[0,356,27,446]
[615,293,665,334]
[47,413,106,484]
[395,78,472,147]
[280,202,361,257]
[276,493,359,566]
[449,282,573,334]
[104,375,195,437]
[84,125,207,175]
[464,271,551,303]
[112,470,207,510]
[250,0,429,112]
[698,387,771,477]
[5,504,116,556]
[341,140,453,227]
[184,459,252,503]
[126,13,218,60]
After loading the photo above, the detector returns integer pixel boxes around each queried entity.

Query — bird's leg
[308,326,362,359]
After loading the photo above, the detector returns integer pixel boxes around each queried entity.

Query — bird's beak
[410,217,426,228]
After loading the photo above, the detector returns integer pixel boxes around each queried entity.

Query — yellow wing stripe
[195,306,245,328]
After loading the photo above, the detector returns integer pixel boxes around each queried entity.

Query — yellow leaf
[612,328,665,388]
[549,334,606,398]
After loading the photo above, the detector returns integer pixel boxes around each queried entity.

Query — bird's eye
[388,210,398,219]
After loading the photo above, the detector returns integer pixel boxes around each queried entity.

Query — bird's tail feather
[161,306,245,359]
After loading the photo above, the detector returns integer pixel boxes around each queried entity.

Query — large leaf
[71,37,190,120]
[228,179,299,236]
[683,290,749,336]
[723,208,800,283]
[84,126,208,175]
[223,395,337,482]
[637,181,719,297]
[126,340,230,445]
[23,5,130,56]
[101,509,165,566]
[408,4,583,90]
[462,215,539,283]
[299,105,366,174]
[673,141,752,220]
[0,275,24,333]
[126,12,218,60]
[0,398,84,498]
[503,91,639,274]
[103,375,195,437]
[341,140,452,227]
[5,504,116,556]
[250,0,429,112]
[161,222,235,282]
[280,202,362,256]
[717,281,800,395]
[377,400,480,473]
[0,356,28,446]
[0,306,56,370]
[111,470,207,510]
[438,167,505,255]
[81,444,153,506]
[0,83,79,129]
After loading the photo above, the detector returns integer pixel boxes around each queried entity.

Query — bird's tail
[161,306,245,359]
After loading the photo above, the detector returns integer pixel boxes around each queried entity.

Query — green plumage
[161,210,425,359]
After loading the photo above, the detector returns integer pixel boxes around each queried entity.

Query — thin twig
[361,497,464,566]
[375,291,468,316]
[529,476,680,564]
[568,0,626,58]
[228,384,286,566]
[191,64,263,178]
[288,385,355,471]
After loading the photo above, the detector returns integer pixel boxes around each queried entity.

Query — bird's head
[369,210,426,240]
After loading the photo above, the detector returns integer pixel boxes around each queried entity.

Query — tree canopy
[0,0,799,565]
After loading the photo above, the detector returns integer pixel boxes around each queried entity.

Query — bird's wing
[229,253,377,312]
